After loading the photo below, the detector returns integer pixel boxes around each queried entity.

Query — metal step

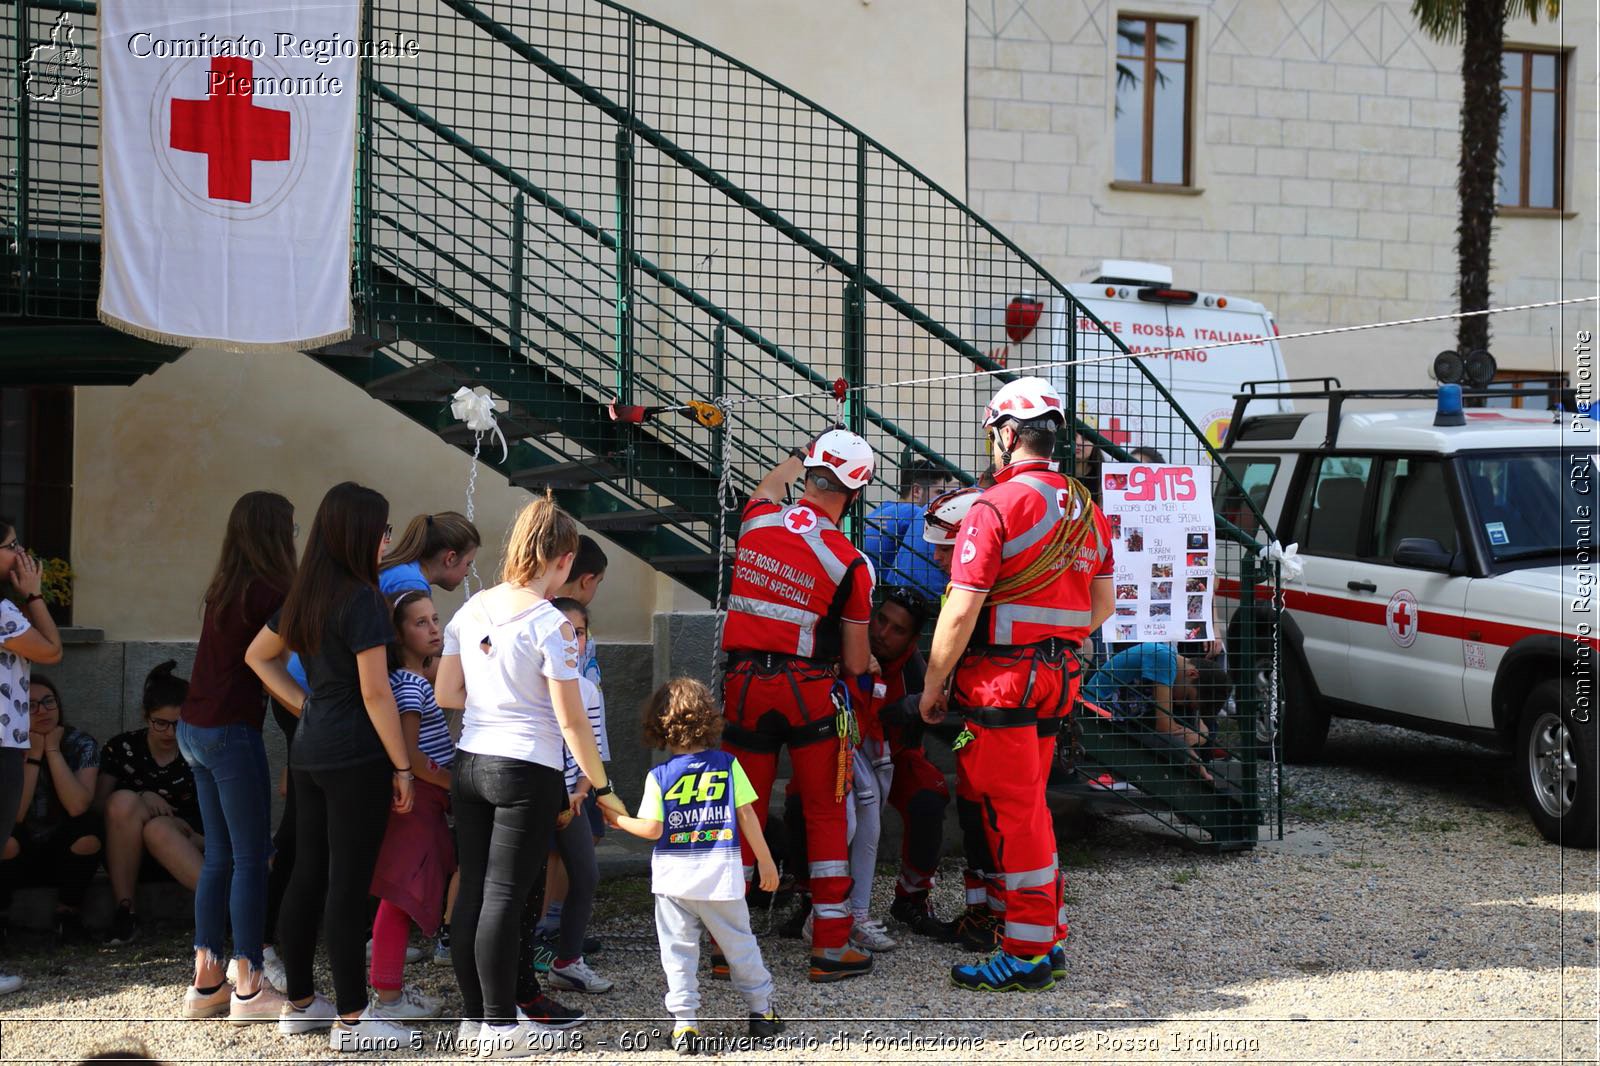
[365,360,469,402]
[509,458,620,491]
[579,507,692,532]
[651,553,721,574]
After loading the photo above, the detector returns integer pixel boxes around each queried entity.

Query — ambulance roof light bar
[1089,259,1173,287]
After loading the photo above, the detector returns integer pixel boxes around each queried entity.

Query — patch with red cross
[1386,589,1419,648]
[784,505,818,534]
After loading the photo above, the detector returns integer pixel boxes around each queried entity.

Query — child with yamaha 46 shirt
[604,679,785,1056]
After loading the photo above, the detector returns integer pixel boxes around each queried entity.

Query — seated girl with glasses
[0,675,100,944]
[97,662,205,947]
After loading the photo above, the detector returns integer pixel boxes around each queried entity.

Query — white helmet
[923,486,981,545]
[982,376,1066,429]
[803,428,876,490]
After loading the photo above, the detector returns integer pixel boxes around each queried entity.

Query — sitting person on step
[99,662,205,946]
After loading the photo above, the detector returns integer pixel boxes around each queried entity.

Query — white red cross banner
[98,0,359,351]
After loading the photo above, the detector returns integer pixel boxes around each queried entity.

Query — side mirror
[1394,537,1455,571]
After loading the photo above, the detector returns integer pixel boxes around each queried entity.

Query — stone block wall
[967,0,1598,385]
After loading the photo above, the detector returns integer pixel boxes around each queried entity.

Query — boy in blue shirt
[605,678,785,1055]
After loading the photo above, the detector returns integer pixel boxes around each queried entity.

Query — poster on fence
[1099,463,1215,644]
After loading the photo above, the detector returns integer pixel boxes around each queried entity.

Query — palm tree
[1410,0,1559,361]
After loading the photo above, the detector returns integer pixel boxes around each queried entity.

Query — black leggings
[264,701,298,944]
[451,750,564,1025]
[278,761,391,1015]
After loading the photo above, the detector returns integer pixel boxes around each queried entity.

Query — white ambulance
[978,261,1293,462]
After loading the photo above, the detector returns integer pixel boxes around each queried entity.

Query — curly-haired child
[603,678,785,1055]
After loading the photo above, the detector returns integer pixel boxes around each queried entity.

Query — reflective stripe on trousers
[1005,920,1057,947]
[1003,865,1057,891]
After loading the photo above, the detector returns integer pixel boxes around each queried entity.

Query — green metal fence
[2,0,1282,847]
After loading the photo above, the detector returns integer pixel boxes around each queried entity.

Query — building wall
[627,0,969,197]
[966,0,1598,388]
[72,349,674,641]
[69,0,969,643]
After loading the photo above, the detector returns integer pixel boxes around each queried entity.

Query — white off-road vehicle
[1218,381,1596,847]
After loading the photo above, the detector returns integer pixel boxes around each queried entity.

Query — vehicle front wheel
[1517,680,1598,848]
[1256,649,1328,763]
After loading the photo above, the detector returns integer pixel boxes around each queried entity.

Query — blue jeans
[178,721,273,971]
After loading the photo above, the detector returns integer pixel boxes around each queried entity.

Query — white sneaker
[369,985,440,1020]
[278,993,337,1034]
[476,1015,567,1058]
[228,985,288,1024]
[455,1018,481,1055]
[329,1009,419,1054]
[183,983,232,1019]
[0,971,21,996]
[850,917,898,952]
[547,957,613,994]
[227,949,285,994]
[262,946,288,992]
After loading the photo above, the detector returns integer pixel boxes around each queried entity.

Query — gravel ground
[1,718,1595,1064]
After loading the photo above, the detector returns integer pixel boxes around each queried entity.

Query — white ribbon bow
[1264,540,1305,582]
[450,386,509,464]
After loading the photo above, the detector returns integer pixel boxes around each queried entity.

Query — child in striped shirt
[367,591,456,1020]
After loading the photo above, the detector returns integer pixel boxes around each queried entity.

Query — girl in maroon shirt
[176,491,296,1022]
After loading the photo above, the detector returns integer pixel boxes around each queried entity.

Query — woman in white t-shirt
[0,519,64,997]
[434,496,623,1055]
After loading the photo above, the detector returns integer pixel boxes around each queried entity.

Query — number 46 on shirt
[664,770,728,804]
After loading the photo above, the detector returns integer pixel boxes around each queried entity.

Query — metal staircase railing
[2,0,1281,847]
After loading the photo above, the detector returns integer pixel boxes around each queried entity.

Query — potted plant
[38,555,73,627]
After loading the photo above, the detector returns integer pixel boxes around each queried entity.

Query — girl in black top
[98,662,202,946]
[247,482,417,1051]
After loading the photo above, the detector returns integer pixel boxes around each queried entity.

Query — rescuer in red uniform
[721,428,878,983]
[920,377,1115,993]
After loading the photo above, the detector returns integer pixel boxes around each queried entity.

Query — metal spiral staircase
[2,0,1278,847]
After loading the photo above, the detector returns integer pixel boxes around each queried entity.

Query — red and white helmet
[982,376,1066,429]
[803,428,876,490]
[922,486,981,545]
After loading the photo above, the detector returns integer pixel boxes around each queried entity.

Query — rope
[463,433,484,597]
[988,478,1097,605]
[1267,561,1285,810]
[649,294,1597,419]
[710,398,736,677]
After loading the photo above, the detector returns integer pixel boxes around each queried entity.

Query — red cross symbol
[1101,416,1134,448]
[785,507,817,534]
[170,57,291,204]
[1392,600,1414,638]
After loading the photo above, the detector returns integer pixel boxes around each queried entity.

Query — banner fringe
[98,306,353,355]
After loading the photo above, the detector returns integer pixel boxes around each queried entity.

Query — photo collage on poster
[1100,463,1215,643]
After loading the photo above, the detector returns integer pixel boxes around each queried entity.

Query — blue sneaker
[1048,943,1067,980]
[950,949,1055,993]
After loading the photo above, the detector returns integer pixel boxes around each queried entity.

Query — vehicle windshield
[1460,449,1596,563]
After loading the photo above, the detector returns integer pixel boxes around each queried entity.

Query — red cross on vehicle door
[1340,458,1474,728]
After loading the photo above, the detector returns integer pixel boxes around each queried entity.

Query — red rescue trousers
[886,745,950,897]
[950,644,1077,958]
[722,661,852,951]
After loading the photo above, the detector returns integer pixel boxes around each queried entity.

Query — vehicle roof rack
[1222,382,1576,450]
